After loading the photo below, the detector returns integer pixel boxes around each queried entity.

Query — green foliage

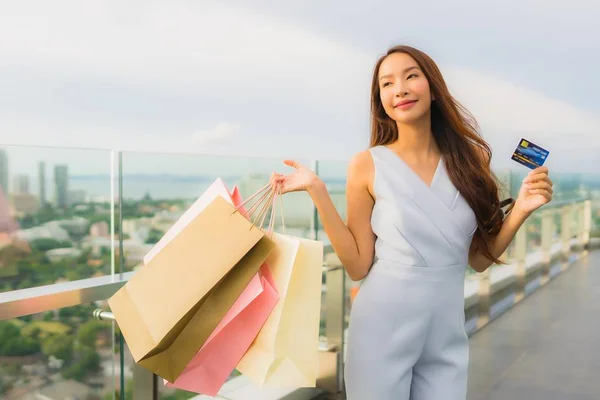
[21,321,70,338]
[61,346,100,381]
[1,336,40,356]
[29,238,72,252]
[43,312,55,322]
[0,321,40,356]
[0,321,20,343]
[77,320,108,347]
[41,334,74,363]
[58,304,96,322]
[145,228,164,244]
[161,390,197,400]
[0,373,9,395]
[103,378,133,400]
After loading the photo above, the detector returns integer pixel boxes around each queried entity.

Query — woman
[271,45,553,400]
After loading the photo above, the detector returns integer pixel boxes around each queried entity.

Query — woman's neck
[388,117,438,160]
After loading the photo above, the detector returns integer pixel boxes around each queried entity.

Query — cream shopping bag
[236,229,323,388]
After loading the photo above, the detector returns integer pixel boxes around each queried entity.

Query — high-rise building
[54,165,69,209]
[39,161,46,207]
[0,149,8,196]
[13,175,30,194]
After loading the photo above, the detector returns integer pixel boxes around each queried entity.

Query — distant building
[0,187,19,234]
[13,174,30,194]
[15,222,70,243]
[90,221,109,237]
[9,193,40,215]
[0,149,8,196]
[58,217,89,236]
[68,189,86,205]
[46,247,82,263]
[54,165,68,208]
[39,161,46,207]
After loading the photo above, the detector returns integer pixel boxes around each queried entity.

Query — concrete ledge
[189,375,325,400]
[464,240,584,310]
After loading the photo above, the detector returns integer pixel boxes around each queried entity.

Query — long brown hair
[370,45,506,265]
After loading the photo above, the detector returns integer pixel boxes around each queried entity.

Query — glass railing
[0,303,117,399]
[0,145,597,399]
[0,146,117,294]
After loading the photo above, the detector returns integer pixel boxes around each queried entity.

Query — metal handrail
[0,272,134,320]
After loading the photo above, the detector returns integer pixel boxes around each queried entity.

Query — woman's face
[378,52,433,125]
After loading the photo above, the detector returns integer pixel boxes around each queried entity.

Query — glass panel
[119,151,313,268]
[314,159,350,340]
[0,303,115,399]
[0,145,116,293]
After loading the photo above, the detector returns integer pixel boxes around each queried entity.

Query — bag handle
[231,182,286,237]
[266,185,286,236]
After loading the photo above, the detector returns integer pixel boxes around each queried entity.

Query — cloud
[0,1,598,172]
[444,67,600,137]
[192,122,240,145]
[440,66,600,171]
[0,1,371,110]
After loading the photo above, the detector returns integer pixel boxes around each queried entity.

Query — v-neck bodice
[380,146,442,189]
[368,145,478,268]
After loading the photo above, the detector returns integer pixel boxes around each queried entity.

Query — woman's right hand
[270,160,323,195]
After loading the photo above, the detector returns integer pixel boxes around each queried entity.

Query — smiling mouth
[394,100,417,108]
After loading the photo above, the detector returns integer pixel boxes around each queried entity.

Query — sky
[0,0,599,177]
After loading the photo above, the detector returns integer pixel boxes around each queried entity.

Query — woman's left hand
[514,166,553,218]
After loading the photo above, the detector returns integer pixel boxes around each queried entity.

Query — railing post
[561,205,573,260]
[581,200,592,249]
[310,159,320,241]
[476,266,491,328]
[541,209,554,265]
[317,254,345,394]
[515,220,528,278]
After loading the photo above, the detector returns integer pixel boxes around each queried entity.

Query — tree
[0,375,7,395]
[42,335,74,363]
[0,321,20,343]
[0,322,41,356]
[77,320,108,347]
[161,390,196,400]
[30,238,72,252]
[0,336,40,356]
[145,229,163,244]
[61,346,100,381]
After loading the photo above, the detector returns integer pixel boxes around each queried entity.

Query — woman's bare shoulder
[347,149,374,178]
[347,149,376,199]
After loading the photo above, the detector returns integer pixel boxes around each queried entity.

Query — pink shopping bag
[163,184,280,396]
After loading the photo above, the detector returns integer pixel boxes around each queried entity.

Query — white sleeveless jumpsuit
[344,145,477,400]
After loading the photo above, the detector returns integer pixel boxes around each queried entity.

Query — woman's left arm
[469,166,554,273]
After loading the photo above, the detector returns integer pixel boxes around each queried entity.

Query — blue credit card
[511,138,549,169]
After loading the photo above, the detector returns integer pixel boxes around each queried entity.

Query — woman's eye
[382,82,392,87]
[407,73,418,79]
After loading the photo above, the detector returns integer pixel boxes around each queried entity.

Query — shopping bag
[107,179,276,383]
[236,230,324,388]
[163,185,280,395]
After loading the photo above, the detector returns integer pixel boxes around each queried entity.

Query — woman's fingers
[528,189,553,202]
[284,159,303,169]
[525,181,554,194]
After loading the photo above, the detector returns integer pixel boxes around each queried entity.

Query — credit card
[511,138,549,169]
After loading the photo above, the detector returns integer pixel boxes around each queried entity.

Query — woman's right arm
[287,151,376,281]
